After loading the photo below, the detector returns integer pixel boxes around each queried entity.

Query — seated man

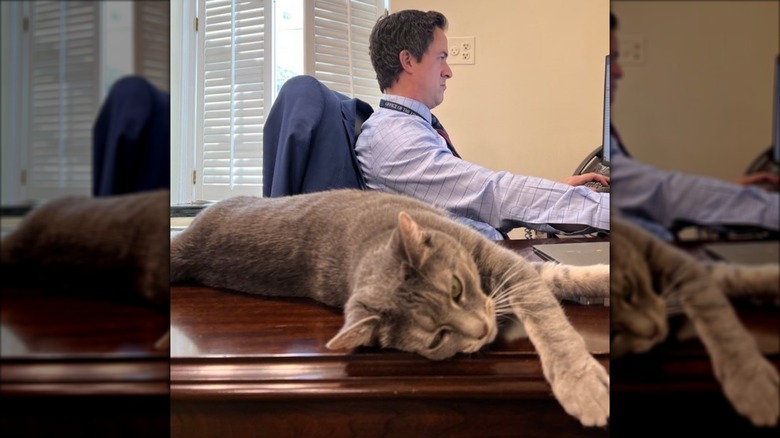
[609,13,779,240]
[355,10,610,240]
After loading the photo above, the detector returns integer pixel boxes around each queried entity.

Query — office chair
[263,75,374,197]
[746,147,774,174]
[573,146,603,176]
[573,146,610,193]
[745,147,779,192]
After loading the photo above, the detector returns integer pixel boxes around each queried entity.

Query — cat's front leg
[532,262,610,303]
[509,277,610,427]
[717,349,780,427]
[541,343,610,427]
[478,242,609,426]
[678,277,780,427]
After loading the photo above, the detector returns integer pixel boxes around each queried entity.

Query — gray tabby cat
[170,189,610,427]
[1,189,170,309]
[611,215,780,427]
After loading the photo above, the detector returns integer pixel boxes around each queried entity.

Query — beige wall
[611,1,779,180]
[391,0,609,182]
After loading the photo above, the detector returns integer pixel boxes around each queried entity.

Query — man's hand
[563,173,610,189]
[735,172,779,190]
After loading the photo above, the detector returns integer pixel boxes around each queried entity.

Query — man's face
[411,27,453,109]
[610,29,623,104]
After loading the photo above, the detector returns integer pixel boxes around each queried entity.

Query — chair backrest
[573,146,605,176]
[746,147,779,175]
[263,75,374,197]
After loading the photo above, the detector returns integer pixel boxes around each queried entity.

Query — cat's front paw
[549,355,610,427]
[719,354,780,427]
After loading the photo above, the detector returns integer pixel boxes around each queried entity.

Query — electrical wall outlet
[621,35,647,66]
[448,36,475,65]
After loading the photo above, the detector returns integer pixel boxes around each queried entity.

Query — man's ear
[399,49,415,73]
[326,315,380,350]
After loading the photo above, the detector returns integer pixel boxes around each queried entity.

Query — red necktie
[431,115,461,158]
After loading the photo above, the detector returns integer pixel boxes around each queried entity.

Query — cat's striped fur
[171,189,611,427]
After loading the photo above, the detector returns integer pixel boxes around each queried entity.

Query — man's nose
[443,62,453,79]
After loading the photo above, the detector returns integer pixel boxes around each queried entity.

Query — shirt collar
[381,94,433,124]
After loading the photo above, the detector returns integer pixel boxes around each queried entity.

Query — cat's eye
[451,276,463,302]
[429,330,448,350]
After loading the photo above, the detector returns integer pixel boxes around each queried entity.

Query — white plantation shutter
[309,0,384,107]
[26,1,100,200]
[135,1,170,93]
[182,0,386,202]
[195,0,268,200]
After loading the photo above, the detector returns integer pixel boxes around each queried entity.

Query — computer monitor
[745,54,780,182]
[571,55,611,184]
[602,54,611,165]
[773,54,779,163]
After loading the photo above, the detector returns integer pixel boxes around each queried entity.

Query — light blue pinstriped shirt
[610,135,780,240]
[354,94,611,239]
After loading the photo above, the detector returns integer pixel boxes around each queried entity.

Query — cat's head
[327,212,497,360]
[610,220,669,358]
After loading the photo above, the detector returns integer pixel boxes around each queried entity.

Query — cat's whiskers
[492,297,515,309]
[659,289,686,316]
[493,278,529,304]
[489,268,523,301]
[488,272,527,318]
[492,293,515,314]
[489,270,539,318]
[664,298,685,316]
[494,307,516,318]
[492,291,515,304]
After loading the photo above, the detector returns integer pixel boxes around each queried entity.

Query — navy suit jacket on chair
[92,76,170,197]
[263,75,372,197]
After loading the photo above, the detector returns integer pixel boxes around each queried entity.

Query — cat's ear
[326,314,380,350]
[393,212,431,268]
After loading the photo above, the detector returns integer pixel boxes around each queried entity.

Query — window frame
[172,0,387,205]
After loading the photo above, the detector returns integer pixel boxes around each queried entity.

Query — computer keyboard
[584,162,610,193]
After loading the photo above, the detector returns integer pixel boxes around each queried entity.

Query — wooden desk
[610,239,780,436]
[0,284,170,436]
[170,237,610,437]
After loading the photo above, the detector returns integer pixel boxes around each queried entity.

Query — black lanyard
[380,99,461,159]
[379,99,429,122]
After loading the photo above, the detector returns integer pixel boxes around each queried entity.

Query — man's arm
[610,150,780,231]
[735,171,780,190]
[356,113,610,233]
